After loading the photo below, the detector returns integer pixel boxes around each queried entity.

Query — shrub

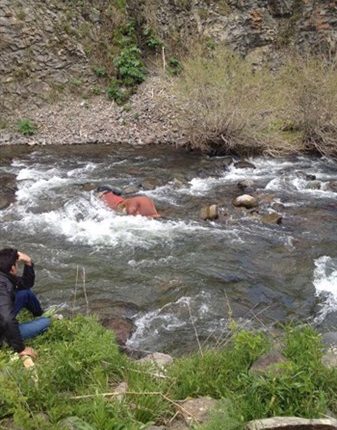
[170,46,283,156]
[107,79,129,105]
[167,57,182,76]
[276,56,337,157]
[93,66,107,78]
[168,45,337,157]
[143,26,163,50]
[17,119,37,136]
[114,46,146,86]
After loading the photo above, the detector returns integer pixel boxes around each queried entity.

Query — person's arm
[15,252,35,290]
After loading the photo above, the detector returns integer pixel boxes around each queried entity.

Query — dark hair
[96,185,122,196]
[0,248,18,274]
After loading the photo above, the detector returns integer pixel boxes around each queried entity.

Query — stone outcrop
[246,417,337,430]
[1,0,337,118]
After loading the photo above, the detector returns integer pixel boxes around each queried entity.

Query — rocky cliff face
[1,0,336,116]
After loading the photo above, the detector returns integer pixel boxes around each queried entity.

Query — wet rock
[0,195,10,209]
[234,160,256,169]
[246,417,337,430]
[200,204,219,220]
[237,179,255,191]
[80,183,97,192]
[305,181,321,190]
[271,201,285,211]
[101,317,135,347]
[141,178,162,190]
[326,181,337,193]
[261,212,282,225]
[233,194,258,209]
[297,171,317,181]
[321,332,337,349]
[0,173,17,208]
[223,156,234,167]
[123,185,141,195]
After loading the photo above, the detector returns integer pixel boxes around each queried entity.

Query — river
[1,144,337,355]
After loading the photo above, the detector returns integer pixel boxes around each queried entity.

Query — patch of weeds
[69,78,82,87]
[115,0,126,10]
[93,66,107,78]
[17,119,37,136]
[107,79,129,105]
[0,119,8,130]
[143,26,163,50]
[92,86,103,95]
[168,57,183,76]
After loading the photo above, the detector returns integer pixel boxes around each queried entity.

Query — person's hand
[17,252,32,266]
[19,347,37,359]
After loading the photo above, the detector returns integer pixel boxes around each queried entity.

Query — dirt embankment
[0,76,183,147]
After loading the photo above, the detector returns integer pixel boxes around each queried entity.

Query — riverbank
[1,315,337,430]
[0,76,184,148]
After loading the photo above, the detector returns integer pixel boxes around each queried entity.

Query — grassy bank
[1,316,336,429]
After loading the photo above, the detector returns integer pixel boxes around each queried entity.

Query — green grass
[17,118,37,136]
[0,318,336,429]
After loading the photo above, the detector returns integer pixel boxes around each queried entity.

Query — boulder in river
[326,181,337,193]
[305,181,321,190]
[233,194,258,209]
[200,204,219,220]
[261,212,283,225]
[0,173,17,209]
[237,179,255,192]
[234,160,256,169]
[101,317,135,347]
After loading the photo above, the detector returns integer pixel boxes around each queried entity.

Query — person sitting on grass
[96,185,161,218]
[0,248,50,362]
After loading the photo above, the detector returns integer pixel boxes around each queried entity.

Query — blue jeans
[15,290,50,340]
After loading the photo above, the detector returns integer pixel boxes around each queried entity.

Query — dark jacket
[0,264,35,353]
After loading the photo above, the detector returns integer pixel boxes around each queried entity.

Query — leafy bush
[17,118,37,136]
[114,46,146,87]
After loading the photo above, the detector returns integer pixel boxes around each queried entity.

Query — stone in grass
[246,416,337,430]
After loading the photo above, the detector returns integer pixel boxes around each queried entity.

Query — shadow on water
[1,144,337,354]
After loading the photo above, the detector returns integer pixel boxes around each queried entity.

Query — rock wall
[1,0,337,116]
[0,0,108,115]
[131,0,337,57]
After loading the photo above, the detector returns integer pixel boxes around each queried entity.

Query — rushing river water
[1,144,337,355]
